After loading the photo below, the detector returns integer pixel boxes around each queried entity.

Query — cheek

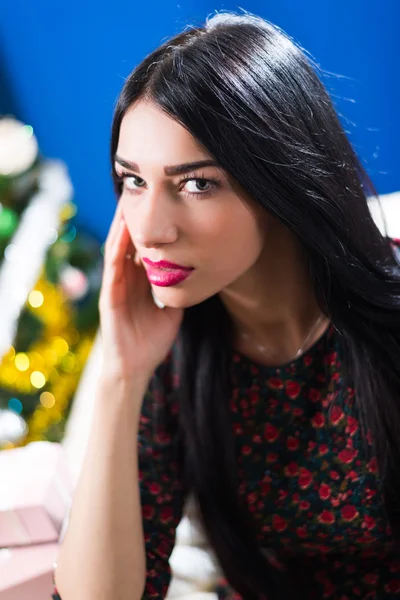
[205,205,265,268]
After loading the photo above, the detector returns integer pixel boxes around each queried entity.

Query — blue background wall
[1,0,398,240]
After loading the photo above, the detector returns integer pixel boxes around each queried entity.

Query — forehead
[116,100,206,163]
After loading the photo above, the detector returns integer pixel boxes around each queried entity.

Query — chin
[151,286,215,309]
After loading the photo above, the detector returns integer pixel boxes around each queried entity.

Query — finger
[104,202,125,258]
[103,215,130,284]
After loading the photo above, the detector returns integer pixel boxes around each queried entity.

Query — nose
[131,192,178,249]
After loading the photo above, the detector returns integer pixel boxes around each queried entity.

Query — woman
[52,10,400,600]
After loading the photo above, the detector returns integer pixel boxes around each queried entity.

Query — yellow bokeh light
[52,337,69,357]
[30,371,46,389]
[29,351,45,370]
[15,353,30,371]
[62,352,76,372]
[28,290,44,308]
[4,346,16,361]
[59,202,77,221]
[40,391,55,408]
[51,410,62,424]
[1,366,17,385]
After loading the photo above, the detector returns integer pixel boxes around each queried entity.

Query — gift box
[0,442,73,548]
[0,543,58,599]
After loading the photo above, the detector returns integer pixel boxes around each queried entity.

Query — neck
[219,226,330,365]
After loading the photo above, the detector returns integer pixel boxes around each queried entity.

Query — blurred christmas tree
[0,117,103,449]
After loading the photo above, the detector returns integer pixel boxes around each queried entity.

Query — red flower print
[364,573,379,585]
[298,467,313,490]
[330,405,344,425]
[362,515,376,531]
[292,492,300,503]
[296,525,308,538]
[149,482,161,495]
[324,351,337,366]
[304,354,313,367]
[385,580,400,594]
[286,380,301,399]
[338,448,357,464]
[146,582,158,597]
[300,500,311,511]
[367,456,378,473]
[285,461,299,476]
[346,415,359,435]
[318,443,329,456]
[142,505,155,519]
[319,483,332,501]
[249,391,259,404]
[261,482,271,495]
[308,388,321,402]
[365,488,376,500]
[247,492,257,505]
[160,507,173,523]
[264,423,279,442]
[311,412,325,428]
[287,436,300,451]
[331,497,340,507]
[272,514,288,532]
[156,430,171,444]
[267,452,278,462]
[330,470,340,480]
[389,560,400,573]
[341,504,359,522]
[233,423,243,435]
[242,445,252,455]
[346,470,359,482]
[323,580,335,596]
[268,377,283,390]
[318,510,335,525]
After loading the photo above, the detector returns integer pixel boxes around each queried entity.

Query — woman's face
[114,100,268,309]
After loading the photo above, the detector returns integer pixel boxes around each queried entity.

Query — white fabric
[0,160,73,358]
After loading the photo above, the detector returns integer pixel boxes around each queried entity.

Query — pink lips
[142,258,194,287]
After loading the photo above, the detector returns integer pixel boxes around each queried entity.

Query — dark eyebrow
[114,154,219,176]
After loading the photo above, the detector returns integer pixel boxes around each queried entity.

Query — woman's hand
[98,202,184,385]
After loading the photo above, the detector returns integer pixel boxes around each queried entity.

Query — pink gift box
[0,543,59,599]
[0,442,73,548]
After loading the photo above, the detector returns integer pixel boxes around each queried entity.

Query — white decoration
[0,160,73,358]
[0,409,27,444]
[0,118,38,176]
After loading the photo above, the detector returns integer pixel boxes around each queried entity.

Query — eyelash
[114,170,221,199]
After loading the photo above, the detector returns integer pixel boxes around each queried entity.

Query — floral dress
[52,238,400,600]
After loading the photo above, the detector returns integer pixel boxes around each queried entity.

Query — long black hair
[110,11,400,599]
